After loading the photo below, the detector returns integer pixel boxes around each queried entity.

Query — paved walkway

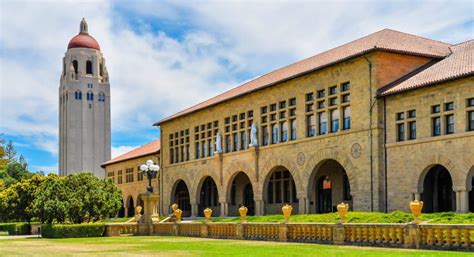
[0,235,39,239]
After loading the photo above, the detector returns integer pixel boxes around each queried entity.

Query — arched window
[98,92,105,102]
[72,60,78,74]
[281,121,288,142]
[75,90,82,100]
[87,91,93,101]
[271,124,279,144]
[86,61,93,75]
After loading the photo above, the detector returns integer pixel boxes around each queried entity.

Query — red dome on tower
[67,18,100,51]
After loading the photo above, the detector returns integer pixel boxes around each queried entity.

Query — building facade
[102,139,160,217]
[155,29,473,217]
[59,18,111,178]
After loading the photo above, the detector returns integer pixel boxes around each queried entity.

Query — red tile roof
[155,29,451,125]
[101,139,160,167]
[380,40,474,96]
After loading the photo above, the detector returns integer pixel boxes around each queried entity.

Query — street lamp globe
[141,160,160,193]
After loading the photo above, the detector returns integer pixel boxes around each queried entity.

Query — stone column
[298,195,307,214]
[456,190,469,213]
[191,203,198,217]
[255,199,264,216]
[138,193,160,235]
[332,224,345,245]
[220,201,228,217]
[403,224,421,249]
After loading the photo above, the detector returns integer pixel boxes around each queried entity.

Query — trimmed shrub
[0,223,30,235]
[0,223,17,235]
[41,223,105,238]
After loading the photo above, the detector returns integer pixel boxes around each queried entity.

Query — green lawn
[0,236,471,257]
[196,212,474,224]
[0,231,8,236]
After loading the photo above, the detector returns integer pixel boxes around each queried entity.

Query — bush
[0,222,31,235]
[41,223,105,238]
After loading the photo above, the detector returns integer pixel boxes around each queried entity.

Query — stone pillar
[201,224,208,237]
[278,224,288,242]
[191,203,198,217]
[255,199,264,216]
[403,224,421,249]
[332,224,345,245]
[236,224,244,239]
[298,196,307,214]
[220,201,228,217]
[456,190,469,213]
[138,193,160,235]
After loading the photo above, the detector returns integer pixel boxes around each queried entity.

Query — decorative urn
[239,205,248,223]
[409,200,423,224]
[281,204,293,223]
[174,208,183,223]
[171,203,179,212]
[134,205,143,222]
[203,208,213,222]
[337,202,349,223]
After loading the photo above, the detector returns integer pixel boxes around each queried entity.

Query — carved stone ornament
[296,152,305,166]
[351,143,362,159]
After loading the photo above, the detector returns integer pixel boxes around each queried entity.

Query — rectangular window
[175,148,179,162]
[240,131,247,150]
[468,111,474,131]
[329,97,338,106]
[329,86,337,95]
[117,170,122,184]
[445,102,454,111]
[271,124,279,144]
[270,104,277,112]
[233,133,238,151]
[330,109,339,132]
[468,98,474,107]
[432,117,441,136]
[408,110,416,118]
[342,94,350,103]
[279,101,286,109]
[317,101,325,109]
[343,106,351,130]
[170,149,174,164]
[207,140,213,156]
[306,103,314,112]
[306,93,314,101]
[307,115,315,137]
[432,105,440,114]
[341,82,351,91]
[397,123,405,141]
[261,106,268,114]
[225,135,231,153]
[446,114,455,134]
[396,112,405,121]
[195,142,200,159]
[281,122,288,142]
[201,142,206,158]
[408,121,416,140]
[181,146,185,162]
[289,108,296,116]
[318,112,327,135]
[186,145,190,161]
[289,98,296,106]
[317,90,325,98]
[262,126,269,146]
[290,119,297,140]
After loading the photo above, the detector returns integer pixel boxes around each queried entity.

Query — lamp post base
[138,193,160,235]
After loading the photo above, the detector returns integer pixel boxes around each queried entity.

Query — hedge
[41,223,105,238]
[0,223,31,235]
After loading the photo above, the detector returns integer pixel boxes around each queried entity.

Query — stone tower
[59,18,111,178]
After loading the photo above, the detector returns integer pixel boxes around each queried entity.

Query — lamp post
[140,160,160,193]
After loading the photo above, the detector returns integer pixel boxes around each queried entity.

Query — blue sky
[0,1,473,174]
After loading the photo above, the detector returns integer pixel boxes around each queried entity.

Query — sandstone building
[102,139,160,217]
[59,18,111,178]
[154,29,473,217]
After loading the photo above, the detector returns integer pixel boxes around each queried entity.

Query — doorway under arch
[172,180,191,217]
[228,172,255,216]
[309,159,351,214]
[126,196,134,217]
[264,166,298,215]
[420,165,455,213]
[198,176,219,216]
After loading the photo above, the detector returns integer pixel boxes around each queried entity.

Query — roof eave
[101,150,160,168]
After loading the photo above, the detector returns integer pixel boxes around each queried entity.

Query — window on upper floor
[72,60,78,74]
[75,90,82,100]
[397,123,405,141]
[86,60,93,75]
[87,91,93,101]
[290,119,297,141]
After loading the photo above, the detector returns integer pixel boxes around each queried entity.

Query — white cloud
[111,145,138,159]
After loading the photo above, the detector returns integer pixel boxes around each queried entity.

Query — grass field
[0,236,471,257]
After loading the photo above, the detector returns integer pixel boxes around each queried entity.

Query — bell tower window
[75,90,82,100]
[72,60,78,74]
[86,61,93,75]
[87,91,94,101]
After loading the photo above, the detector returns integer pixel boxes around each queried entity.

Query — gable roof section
[101,139,160,167]
[155,29,451,125]
[380,40,474,96]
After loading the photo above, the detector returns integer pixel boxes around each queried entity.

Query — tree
[32,174,69,223]
[4,140,17,162]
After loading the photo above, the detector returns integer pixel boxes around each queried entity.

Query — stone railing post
[173,223,179,236]
[403,224,420,249]
[333,224,346,245]
[201,223,209,237]
[236,223,244,239]
[278,224,288,242]
[104,224,120,237]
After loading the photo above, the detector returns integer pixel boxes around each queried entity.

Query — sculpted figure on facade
[249,122,258,147]
[215,131,223,154]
